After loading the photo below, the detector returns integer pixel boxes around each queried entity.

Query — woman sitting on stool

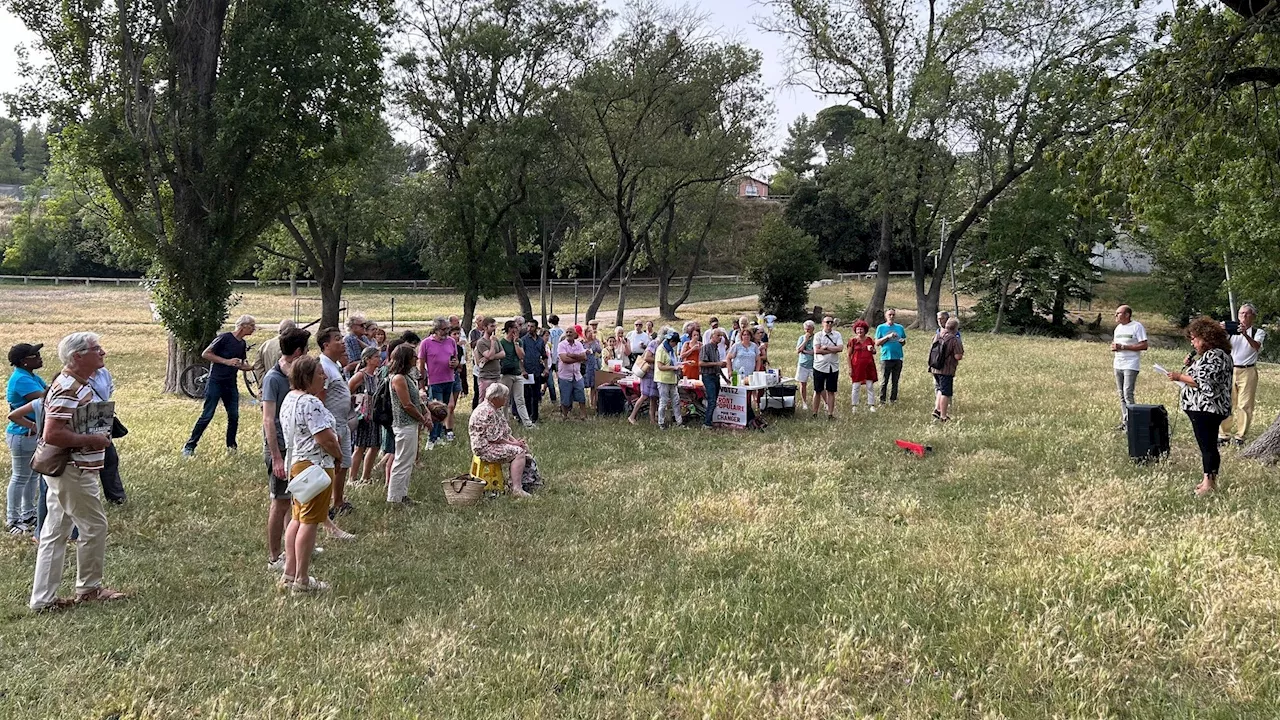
[468,383,534,498]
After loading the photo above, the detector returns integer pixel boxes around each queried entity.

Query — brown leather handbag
[30,439,71,477]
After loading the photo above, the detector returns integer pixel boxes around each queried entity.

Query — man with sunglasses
[813,316,843,419]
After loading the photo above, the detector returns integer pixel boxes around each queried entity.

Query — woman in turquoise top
[7,342,48,535]
[725,328,762,412]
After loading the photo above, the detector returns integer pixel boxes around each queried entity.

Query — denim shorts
[558,377,586,406]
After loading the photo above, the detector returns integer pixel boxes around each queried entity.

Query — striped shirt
[45,372,105,471]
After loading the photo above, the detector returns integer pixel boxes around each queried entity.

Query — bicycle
[179,363,261,401]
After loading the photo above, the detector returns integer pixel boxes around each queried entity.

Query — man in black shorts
[812,316,844,419]
[261,328,311,571]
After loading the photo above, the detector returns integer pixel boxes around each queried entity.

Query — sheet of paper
[1153,364,1187,388]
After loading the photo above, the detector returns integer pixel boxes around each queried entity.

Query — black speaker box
[1127,404,1170,462]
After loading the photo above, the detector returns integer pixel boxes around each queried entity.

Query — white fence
[0,274,752,290]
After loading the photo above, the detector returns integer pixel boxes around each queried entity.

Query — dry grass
[0,284,1278,718]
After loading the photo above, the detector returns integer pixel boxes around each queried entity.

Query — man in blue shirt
[183,314,257,457]
[520,320,547,424]
[7,342,47,534]
[873,308,907,404]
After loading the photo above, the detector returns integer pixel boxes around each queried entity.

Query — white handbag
[287,463,332,503]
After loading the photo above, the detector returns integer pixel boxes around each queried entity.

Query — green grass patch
[1,289,1279,718]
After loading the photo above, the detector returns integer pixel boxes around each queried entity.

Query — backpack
[371,377,394,427]
[928,336,949,371]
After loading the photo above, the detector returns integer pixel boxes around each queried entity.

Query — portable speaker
[596,385,626,416]
[1127,404,1170,462]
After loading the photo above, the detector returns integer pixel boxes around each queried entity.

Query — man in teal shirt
[873,308,906,404]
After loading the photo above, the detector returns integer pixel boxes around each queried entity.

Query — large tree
[762,0,1144,328]
[4,0,388,391]
[255,124,402,330]
[555,5,767,325]
[391,0,603,332]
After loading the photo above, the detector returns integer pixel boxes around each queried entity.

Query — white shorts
[796,366,813,383]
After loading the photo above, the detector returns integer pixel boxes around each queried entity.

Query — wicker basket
[441,474,487,506]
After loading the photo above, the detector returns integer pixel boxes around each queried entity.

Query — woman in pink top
[416,318,459,445]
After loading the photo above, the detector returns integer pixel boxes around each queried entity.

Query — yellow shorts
[290,461,334,525]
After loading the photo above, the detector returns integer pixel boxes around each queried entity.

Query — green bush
[745,215,821,321]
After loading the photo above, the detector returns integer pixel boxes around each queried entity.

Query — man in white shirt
[626,320,650,364]
[812,316,844,420]
[1111,305,1148,431]
[316,328,357,538]
[1220,303,1267,446]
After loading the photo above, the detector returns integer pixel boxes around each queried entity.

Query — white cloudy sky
[0,3,829,163]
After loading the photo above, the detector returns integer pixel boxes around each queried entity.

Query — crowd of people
[2,300,1268,608]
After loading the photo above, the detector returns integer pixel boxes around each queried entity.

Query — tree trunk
[865,204,894,322]
[1241,413,1280,465]
[1051,272,1068,327]
[499,225,535,321]
[614,253,634,328]
[991,273,1010,334]
[912,246,935,331]
[586,226,635,321]
[319,279,341,331]
[461,292,478,342]
[164,333,208,395]
[539,220,550,326]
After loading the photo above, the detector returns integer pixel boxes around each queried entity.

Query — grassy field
[0,280,759,330]
[2,280,1280,718]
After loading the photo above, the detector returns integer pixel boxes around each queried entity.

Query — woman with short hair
[726,327,762,412]
[280,356,341,592]
[1166,317,1234,496]
[795,321,815,411]
[582,326,603,408]
[468,383,534,498]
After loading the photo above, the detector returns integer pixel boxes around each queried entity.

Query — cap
[8,342,43,366]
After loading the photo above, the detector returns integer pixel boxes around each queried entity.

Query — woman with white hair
[343,313,377,372]
[468,383,534,498]
[182,314,256,458]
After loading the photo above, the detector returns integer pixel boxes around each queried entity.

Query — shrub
[745,215,821,321]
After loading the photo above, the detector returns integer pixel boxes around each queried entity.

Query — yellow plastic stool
[470,456,505,493]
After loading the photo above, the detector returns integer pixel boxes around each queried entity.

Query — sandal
[32,597,77,613]
[291,576,331,593]
[327,527,357,541]
[76,587,127,604]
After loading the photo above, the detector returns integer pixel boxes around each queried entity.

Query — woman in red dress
[847,319,879,413]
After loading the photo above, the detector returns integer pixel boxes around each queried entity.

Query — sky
[0,2,829,167]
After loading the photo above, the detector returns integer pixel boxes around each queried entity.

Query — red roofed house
[735,175,770,199]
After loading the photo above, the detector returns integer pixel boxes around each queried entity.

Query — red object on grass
[895,439,931,457]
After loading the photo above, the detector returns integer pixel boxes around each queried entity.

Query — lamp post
[590,242,598,320]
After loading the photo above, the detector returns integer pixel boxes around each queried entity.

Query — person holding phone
[1219,303,1267,446]
[874,308,907,405]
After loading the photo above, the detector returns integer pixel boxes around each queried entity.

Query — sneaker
[267,556,286,572]
[850,407,857,415]
[800,402,809,411]
[333,502,354,517]
[445,431,456,442]
[1233,438,1245,447]
[7,521,30,537]
[1217,437,1231,447]
[226,445,239,455]
[869,406,877,413]
[424,441,436,451]
[1113,424,1126,432]
[181,447,195,458]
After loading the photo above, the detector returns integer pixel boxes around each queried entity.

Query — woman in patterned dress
[468,383,533,498]
[1166,317,1233,496]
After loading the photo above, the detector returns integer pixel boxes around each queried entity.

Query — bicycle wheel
[243,370,261,401]
[179,364,208,399]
